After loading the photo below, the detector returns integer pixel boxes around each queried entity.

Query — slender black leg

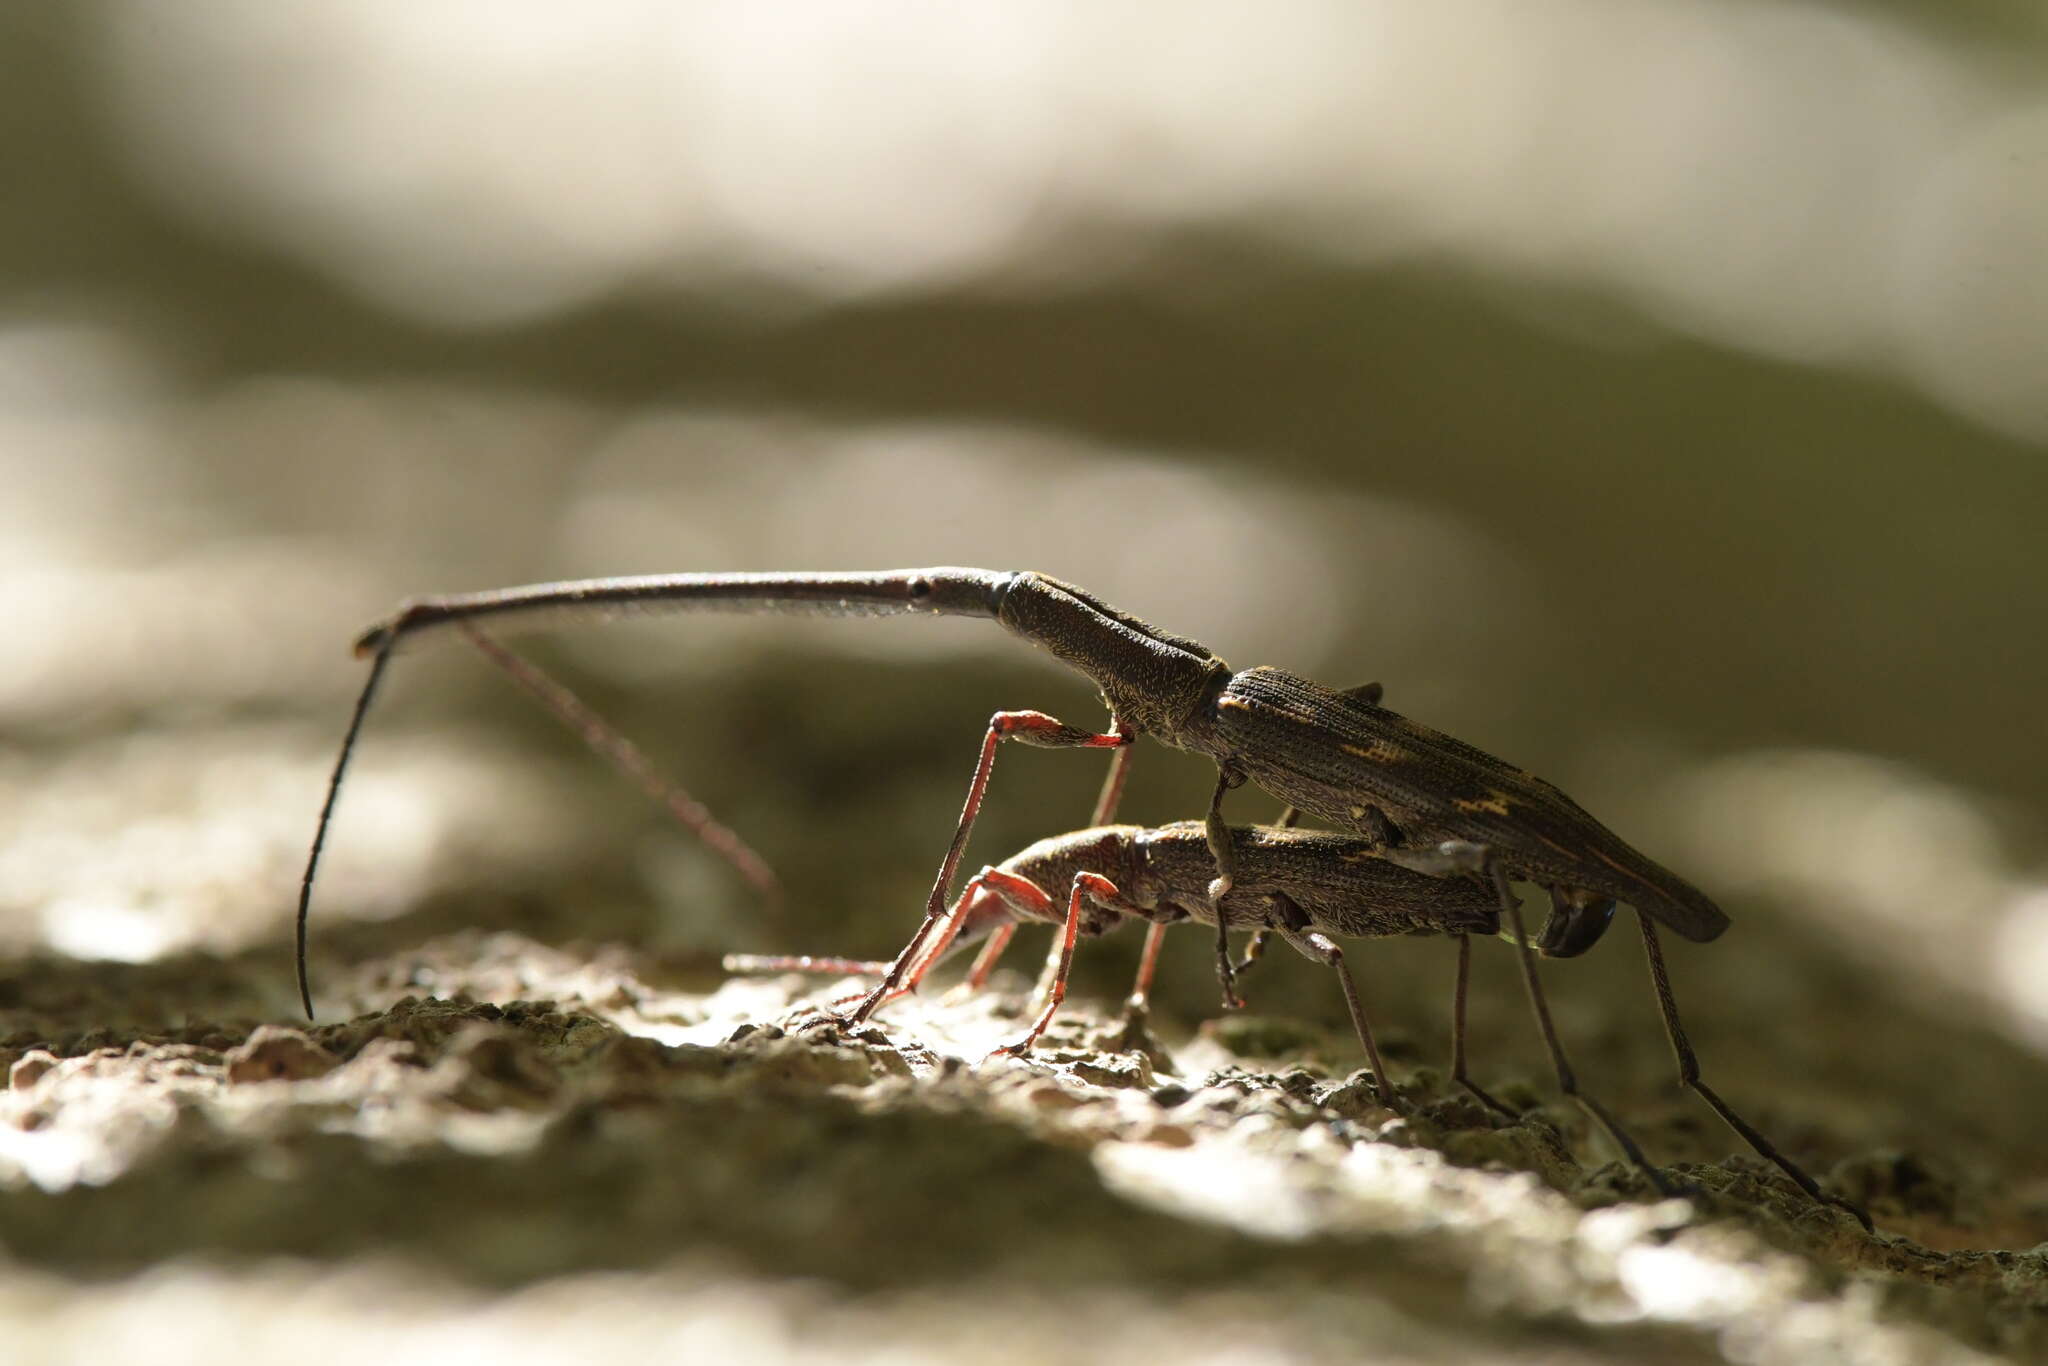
[1202,767,1245,1009]
[296,619,406,1019]
[1494,864,1677,1196]
[1449,933,1515,1118]
[1223,805,1295,996]
[1637,917,1873,1232]
[1278,928,1398,1109]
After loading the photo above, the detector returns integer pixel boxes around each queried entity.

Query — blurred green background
[4,2,2047,1102]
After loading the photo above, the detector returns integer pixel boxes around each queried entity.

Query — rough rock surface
[4,917,2044,1366]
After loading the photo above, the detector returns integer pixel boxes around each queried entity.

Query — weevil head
[1529,886,1617,958]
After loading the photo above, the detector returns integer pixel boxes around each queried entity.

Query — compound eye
[906,575,933,602]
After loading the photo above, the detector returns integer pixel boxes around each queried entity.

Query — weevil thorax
[991,825,1150,932]
[993,573,1231,744]
[1126,821,1216,914]
[1002,824,1138,887]
[1200,665,1416,816]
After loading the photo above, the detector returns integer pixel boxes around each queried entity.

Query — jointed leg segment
[847,710,1130,1025]
[989,872,1118,1057]
[1450,933,1515,1117]
[458,625,780,903]
[1490,862,1675,1195]
[1124,923,1169,1013]
[1202,767,1248,1010]
[963,922,1019,992]
[1277,927,1398,1108]
[295,622,406,1018]
[1637,917,1873,1231]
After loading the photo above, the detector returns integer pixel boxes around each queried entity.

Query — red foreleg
[847,711,1129,1025]
[987,872,1117,1058]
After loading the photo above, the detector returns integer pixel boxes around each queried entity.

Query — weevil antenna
[457,624,781,905]
[296,621,404,1020]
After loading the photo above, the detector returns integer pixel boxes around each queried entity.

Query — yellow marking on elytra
[1221,695,1315,723]
[1453,790,1514,816]
[1340,740,1411,763]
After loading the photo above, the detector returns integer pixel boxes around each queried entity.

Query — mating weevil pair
[297,567,1872,1230]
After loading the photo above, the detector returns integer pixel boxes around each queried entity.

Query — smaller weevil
[733,820,1871,1231]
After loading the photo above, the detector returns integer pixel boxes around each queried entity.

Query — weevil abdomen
[1126,822,1500,938]
[1205,667,1728,943]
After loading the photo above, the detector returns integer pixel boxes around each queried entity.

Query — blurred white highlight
[0,321,1525,729]
[556,411,1523,688]
[0,728,603,961]
[1990,890,2048,1049]
[1614,1243,1769,1322]
[101,0,2048,437]
[1669,750,2048,1049]
[42,900,180,963]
